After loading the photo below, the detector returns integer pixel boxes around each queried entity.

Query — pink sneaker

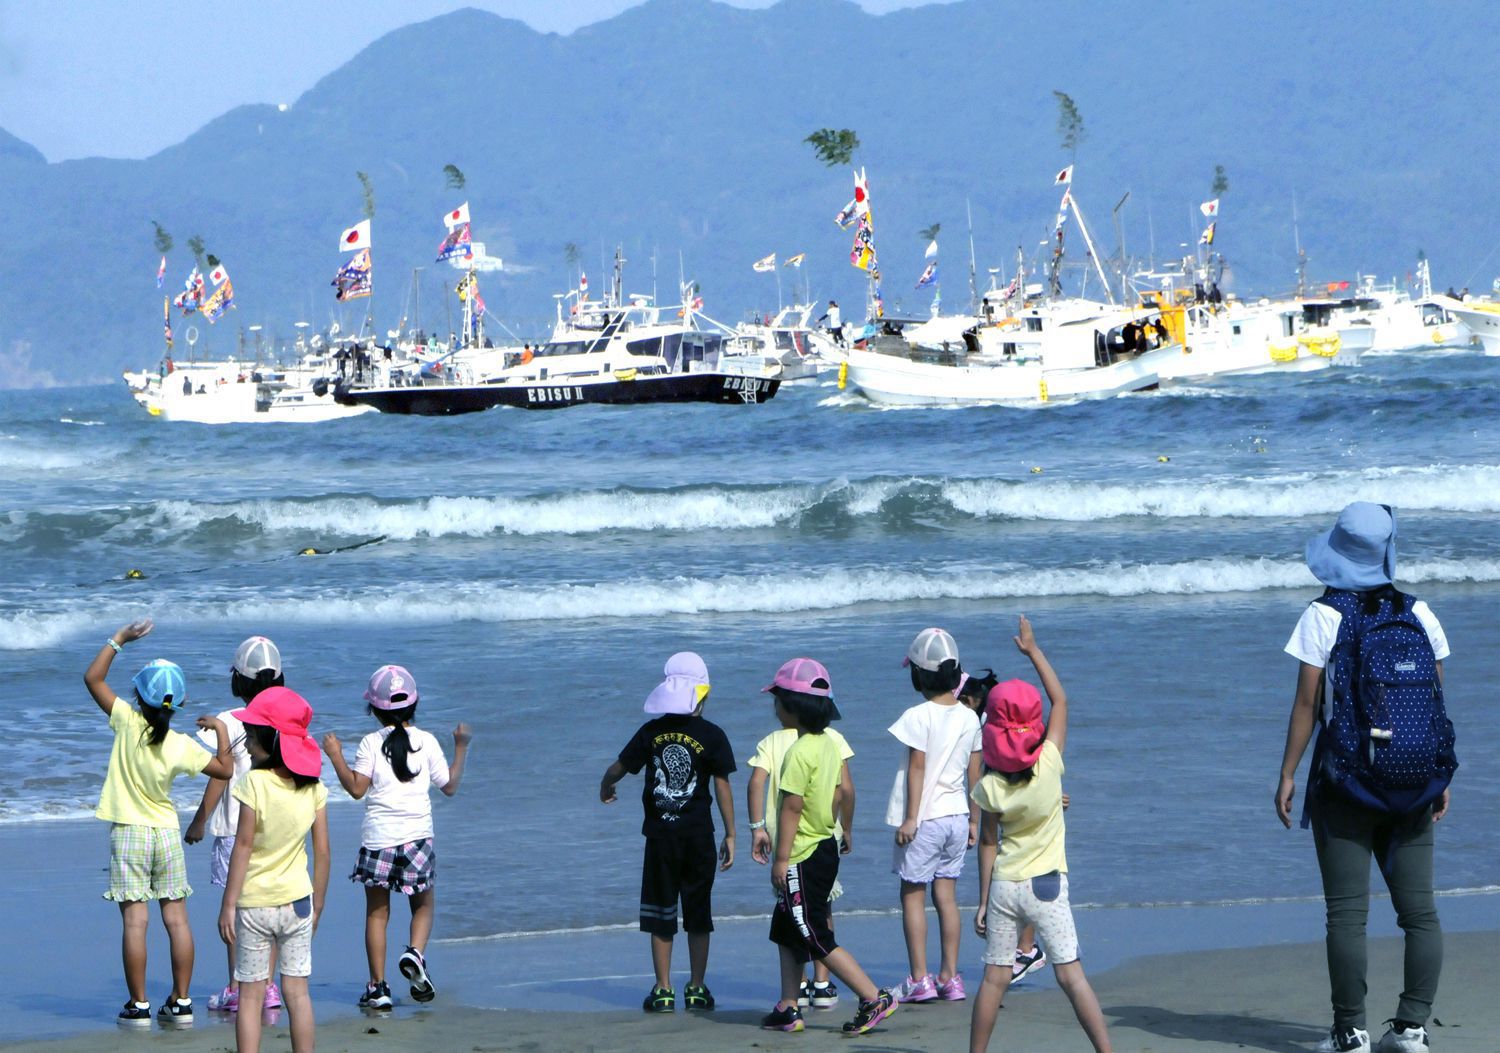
[264,982,282,1009]
[937,974,967,1001]
[892,974,938,1003]
[207,985,239,1012]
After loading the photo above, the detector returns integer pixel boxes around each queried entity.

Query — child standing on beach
[761,657,898,1037]
[969,617,1112,1053]
[599,652,736,1013]
[888,627,982,1003]
[86,618,235,1027]
[748,688,855,1011]
[185,635,286,1013]
[323,664,471,1010]
[217,686,330,1053]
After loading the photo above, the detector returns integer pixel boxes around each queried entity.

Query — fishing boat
[1436,296,1500,355]
[725,303,830,382]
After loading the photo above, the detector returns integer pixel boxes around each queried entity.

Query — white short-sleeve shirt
[196,710,251,838]
[352,726,451,850]
[886,699,982,823]
[1284,599,1450,668]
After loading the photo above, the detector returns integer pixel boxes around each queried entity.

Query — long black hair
[370,702,421,782]
[910,658,963,697]
[958,667,1000,710]
[245,722,321,789]
[134,689,173,746]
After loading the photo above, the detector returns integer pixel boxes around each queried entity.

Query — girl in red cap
[968,617,1112,1053]
[217,686,330,1053]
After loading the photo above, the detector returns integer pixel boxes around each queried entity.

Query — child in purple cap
[323,665,472,1011]
[760,657,898,1037]
[599,652,736,1013]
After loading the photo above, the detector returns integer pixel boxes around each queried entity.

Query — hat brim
[1305,530,1394,591]
[644,677,703,716]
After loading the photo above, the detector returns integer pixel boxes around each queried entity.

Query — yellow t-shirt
[970,739,1067,881]
[777,731,843,865]
[749,727,853,852]
[95,700,210,828]
[232,769,328,908]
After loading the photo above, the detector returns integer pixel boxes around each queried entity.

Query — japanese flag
[1200,198,1220,218]
[1053,164,1074,186]
[339,220,371,251]
[443,202,470,228]
[208,264,229,286]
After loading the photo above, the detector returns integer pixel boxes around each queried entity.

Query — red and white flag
[339,219,371,251]
[579,271,588,294]
[1053,164,1074,186]
[208,263,229,286]
[443,202,470,228]
[1200,198,1220,218]
[155,256,166,288]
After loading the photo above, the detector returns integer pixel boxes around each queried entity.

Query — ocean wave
[9,464,1500,547]
[6,556,1500,650]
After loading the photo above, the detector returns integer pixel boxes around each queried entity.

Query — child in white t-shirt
[322,664,470,1010]
[887,628,982,1004]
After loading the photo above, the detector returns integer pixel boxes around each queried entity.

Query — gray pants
[1311,786,1442,1029]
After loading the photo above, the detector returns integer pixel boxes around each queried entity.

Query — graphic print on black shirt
[618,715,736,838]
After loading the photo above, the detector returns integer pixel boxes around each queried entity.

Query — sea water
[2,350,1497,942]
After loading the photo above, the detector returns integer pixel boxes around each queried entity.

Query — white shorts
[892,814,968,884]
[210,836,234,887]
[235,900,313,981]
[982,871,1079,967]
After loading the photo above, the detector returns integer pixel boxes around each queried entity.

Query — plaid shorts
[106,823,192,902]
[350,837,435,894]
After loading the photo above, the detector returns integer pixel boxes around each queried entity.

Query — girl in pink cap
[322,665,471,1011]
[216,686,330,1053]
[968,617,1112,1053]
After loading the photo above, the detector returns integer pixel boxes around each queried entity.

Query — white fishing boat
[726,304,831,381]
[1352,263,1471,352]
[128,352,371,423]
[1436,296,1500,355]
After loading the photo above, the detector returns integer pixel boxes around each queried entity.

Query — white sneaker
[1374,1024,1429,1052]
[1315,1026,1370,1052]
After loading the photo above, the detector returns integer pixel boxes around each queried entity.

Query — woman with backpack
[1275,502,1458,1053]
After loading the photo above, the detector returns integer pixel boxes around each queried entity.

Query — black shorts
[640,829,717,936]
[770,837,840,962]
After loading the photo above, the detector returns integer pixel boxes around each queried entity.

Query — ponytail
[371,702,421,782]
[135,690,173,746]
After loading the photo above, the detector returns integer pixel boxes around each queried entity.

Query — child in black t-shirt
[599,652,737,1013]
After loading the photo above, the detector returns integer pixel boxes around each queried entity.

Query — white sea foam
[7,556,1500,650]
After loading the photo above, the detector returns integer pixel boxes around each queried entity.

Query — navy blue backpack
[1303,587,1458,827]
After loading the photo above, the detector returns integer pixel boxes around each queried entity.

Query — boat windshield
[536,337,610,356]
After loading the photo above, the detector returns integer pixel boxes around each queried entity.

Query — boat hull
[844,345,1169,406]
[338,370,780,415]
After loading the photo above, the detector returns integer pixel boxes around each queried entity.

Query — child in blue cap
[85,618,235,1027]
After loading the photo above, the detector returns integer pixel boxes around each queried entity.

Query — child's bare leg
[933,878,961,982]
[1053,960,1113,1053]
[159,897,195,1001]
[280,974,314,1053]
[236,979,268,1053]
[777,945,804,1008]
[969,962,1009,1053]
[812,911,835,984]
[225,938,238,993]
[408,889,434,954]
[119,901,149,1003]
[900,880,930,977]
[686,931,709,987]
[364,887,390,982]
[818,947,879,1003]
[650,933,673,989]
[1017,924,1037,956]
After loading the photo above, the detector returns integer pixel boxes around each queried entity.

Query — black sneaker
[117,1001,151,1027]
[642,985,675,1013]
[809,980,840,1009]
[359,981,394,1011]
[157,997,194,1026]
[683,983,715,1010]
[399,946,436,1003]
[761,1003,805,1032]
[841,989,897,1036]
[797,979,811,1007]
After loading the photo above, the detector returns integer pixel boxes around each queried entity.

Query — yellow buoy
[837,361,848,390]
[1157,455,1170,463]
[299,548,318,556]
[124,569,145,580]
[1030,466,1043,474]
[1038,379,1049,403]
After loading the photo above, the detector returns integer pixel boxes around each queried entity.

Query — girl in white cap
[1276,503,1458,1053]
[323,665,471,1011]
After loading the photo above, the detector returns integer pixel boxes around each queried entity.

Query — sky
[0,1,938,162]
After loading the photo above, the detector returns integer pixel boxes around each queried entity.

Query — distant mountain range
[3,0,1497,386]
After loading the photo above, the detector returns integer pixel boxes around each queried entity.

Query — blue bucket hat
[132,659,187,711]
[1305,502,1396,591]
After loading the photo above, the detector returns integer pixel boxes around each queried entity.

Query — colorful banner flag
[172,268,205,314]
[1054,164,1074,186]
[1199,198,1220,218]
[156,256,166,288]
[442,201,470,229]
[752,253,776,272]
[925,239,939,259]
[200,278,235,323]
[456,272,474,300]
[436,222,473,262]
[851,221,875,271]
[163,296,173,348]
[208,263,229,286]
[784,253,805,268]
[332,248,372,300]
[1199,221,1216,246]
[1054,189,1072,233]
[915,260,938,288]
[339,219,371,251]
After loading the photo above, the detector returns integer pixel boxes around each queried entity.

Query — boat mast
[966,197,979,312]
[1068,192,1117,305]
[1293,190,1307,299]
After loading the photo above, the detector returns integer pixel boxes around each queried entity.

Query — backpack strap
[1300,590,1359,829]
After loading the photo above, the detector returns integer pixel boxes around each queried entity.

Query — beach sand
[7,814,1496,1051]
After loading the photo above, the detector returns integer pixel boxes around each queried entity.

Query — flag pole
[775,263,782,312]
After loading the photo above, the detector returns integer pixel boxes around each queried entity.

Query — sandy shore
[6,814,1496,1051]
